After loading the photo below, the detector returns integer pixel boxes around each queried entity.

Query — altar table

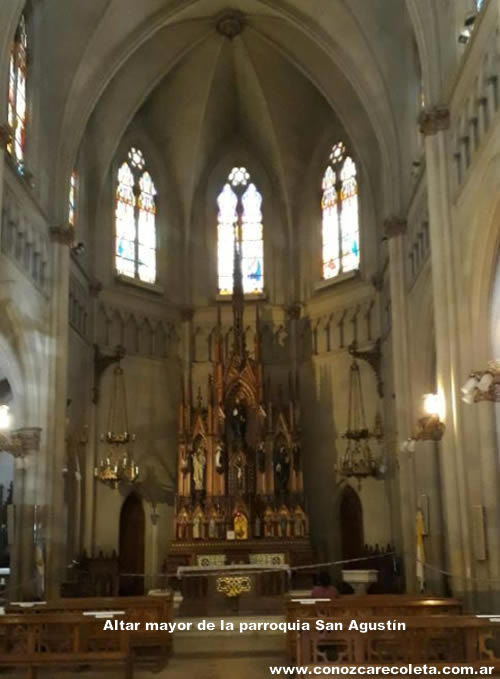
[177,563,291,615]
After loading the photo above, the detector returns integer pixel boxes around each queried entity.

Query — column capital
[418,107,450,136]
[0,124,12,150]
[50,224,74,246]
[384,216,407,238]
[0,427,42,458]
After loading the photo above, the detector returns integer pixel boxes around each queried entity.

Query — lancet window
[7,14,28,169]
[115,148,157,284]
[217,167,264,295]
[321,142,360,280]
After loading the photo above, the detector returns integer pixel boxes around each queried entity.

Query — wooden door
[119,492,145,595]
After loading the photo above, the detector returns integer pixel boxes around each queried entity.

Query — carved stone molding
[216,11,245,39]
[0,124,12,150]
[384,216,407,239]
[418,107,450,136]
[0,427,42,458]
[50,225,74,246]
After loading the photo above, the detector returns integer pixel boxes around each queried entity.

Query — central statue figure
[230,397,247,443]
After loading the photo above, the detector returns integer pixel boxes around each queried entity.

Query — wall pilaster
[385,217,419,592]
[420,106,473,603]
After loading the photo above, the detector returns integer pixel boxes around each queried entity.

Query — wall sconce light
[0,405,11,431]
[402,394,446,450]
[462,361,499,404]
[414,393,446,441]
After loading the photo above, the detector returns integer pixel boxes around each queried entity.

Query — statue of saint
[177,508,189,539]
[254,514,261,538]
[235,454,245,491]
[274,445,290,492]
[230,398,247,442]
[264,507,274,537]
[192,445,206,491]
[292,443,301,472]
[181,450,189,475]
[293,506,305,537]
[215,441,224,474]
[234,511,248,540]
[193,510,202,539]
[208,512,217,539]
[257,442,266,474]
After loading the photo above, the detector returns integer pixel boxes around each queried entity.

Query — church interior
[0,0,499,676]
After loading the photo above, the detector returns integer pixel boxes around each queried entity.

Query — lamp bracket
[93,344,126,404]
[348,338,384,398]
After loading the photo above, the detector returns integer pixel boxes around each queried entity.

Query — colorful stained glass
[7,15,27,168]
[217,169,264,295]
[115,154,157,283]
[321,144,360,279]
[69,171,77,228]
[137,171,157,284]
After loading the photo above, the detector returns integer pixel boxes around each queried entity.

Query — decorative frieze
[96,302,178,360]
[1,185,50,293]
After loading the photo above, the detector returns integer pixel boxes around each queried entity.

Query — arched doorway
[119,492,145,595]
[339,485,364,561]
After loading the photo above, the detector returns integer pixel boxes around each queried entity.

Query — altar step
[172,615,287,659]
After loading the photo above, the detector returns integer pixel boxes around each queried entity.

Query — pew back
[0,612,132,678]
[286,595,462,659]
[7,593,173,660]
[296,615,500,669]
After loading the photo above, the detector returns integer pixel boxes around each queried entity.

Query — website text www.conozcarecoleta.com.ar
[269,666,496,676]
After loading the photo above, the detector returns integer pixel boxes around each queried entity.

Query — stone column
[1,428,42,600]
[43,227,72,598]
[384,216,419,592]
[419,107,473,602]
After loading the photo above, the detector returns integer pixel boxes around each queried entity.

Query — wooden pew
[0,612,132,678]
[7,593,173,666]
[286,595,462,659]
[295,615,500,670]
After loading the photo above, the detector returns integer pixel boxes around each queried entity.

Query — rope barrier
[3,550,500,600]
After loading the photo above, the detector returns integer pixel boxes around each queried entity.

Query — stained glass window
[115,148,157,283]
[321,143,360,279]
[217,167,264,295]
[7,14,27,169]
[69,171,77,228]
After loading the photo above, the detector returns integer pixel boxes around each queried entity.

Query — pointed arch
[115,147,157,283]
[217,166,264,295]
[321,142,360,279]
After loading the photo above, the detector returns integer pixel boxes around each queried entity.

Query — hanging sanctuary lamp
[95,360,139,488]
[337,359,380,487]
